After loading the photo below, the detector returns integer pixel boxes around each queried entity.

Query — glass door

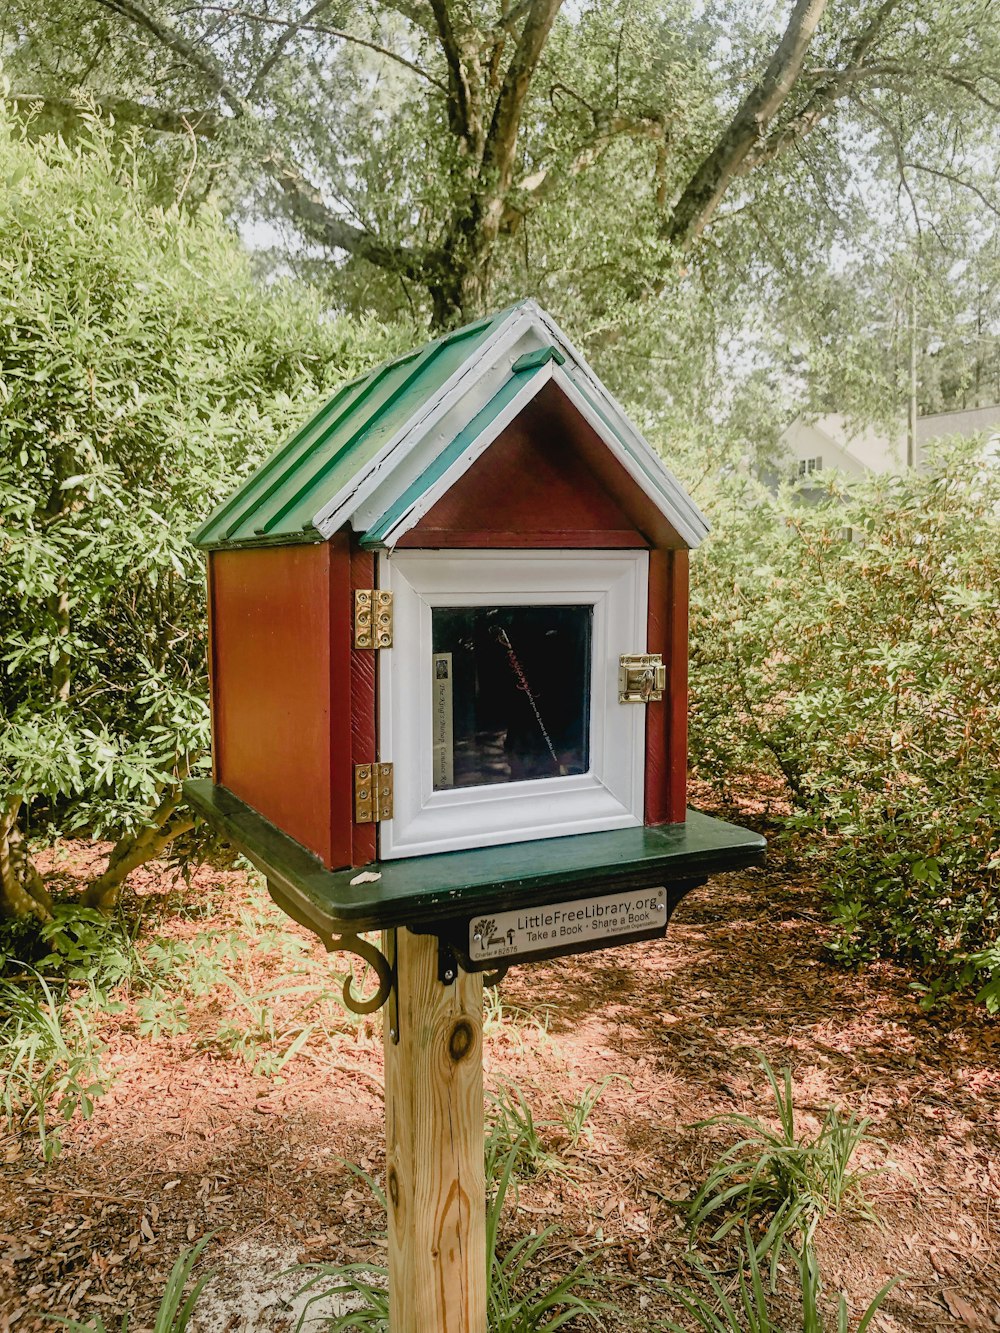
[379,550,648,859]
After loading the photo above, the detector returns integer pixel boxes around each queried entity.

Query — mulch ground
[1,806,998,1332]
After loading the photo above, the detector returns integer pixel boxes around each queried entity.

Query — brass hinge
[354,590,393,649]
[354,762,394,823]
[619,653,666,703]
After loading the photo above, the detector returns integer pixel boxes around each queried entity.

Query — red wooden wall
[644,550,689,824]
[401,380,685,551]
[349,543,378,866]
[209,540,354,868]
[400,414,647,548]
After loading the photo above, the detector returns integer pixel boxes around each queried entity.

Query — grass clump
[556,1075,629,1151]
[485,1140,615,1332]
[0,903,129,1159]
[659,1226,898,1333]
[0,973,107,1161]
[486,1081,565,1181]
[485,1077,623,1183]
[685,1055,884,1285]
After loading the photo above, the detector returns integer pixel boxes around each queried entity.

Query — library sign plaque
[469,889,668,964]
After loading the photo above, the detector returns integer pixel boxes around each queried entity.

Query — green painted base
[183,778,765,939]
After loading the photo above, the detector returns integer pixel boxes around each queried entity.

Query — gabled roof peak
[192,301,708,552]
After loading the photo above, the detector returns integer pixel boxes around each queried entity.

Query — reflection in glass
[431,605,592,790]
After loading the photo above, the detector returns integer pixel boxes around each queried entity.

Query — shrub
[690,442,1000,987]
[0,107,402,918]
[0,973,107,1160]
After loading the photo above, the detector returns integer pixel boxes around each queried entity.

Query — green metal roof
[192,304,519,550]
[191,299,710,553]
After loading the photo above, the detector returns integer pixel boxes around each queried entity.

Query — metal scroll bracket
[264,879,509,1044]
[321,929,505,1046]
[385,929,399,1044]
[322,929,398,1040]
[264,880,398,1028]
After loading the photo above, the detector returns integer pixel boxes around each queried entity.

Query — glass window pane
[431,605,592,790]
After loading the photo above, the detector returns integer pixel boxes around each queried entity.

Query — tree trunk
[0,799,53,922]
[79,788,194,911]
[430,268,491,329]
[427,213,494,329]
[49,586,72,701]
[0,790,195,919]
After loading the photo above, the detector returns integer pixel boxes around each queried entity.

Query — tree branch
[481,0,564,204]
[86,0,430,278]
[93,0,250,116]
[262,150,431,276]
[247,0,337,98]
[499,110,665,232]
[428,0,478,144]
[5,88,416,270]
[853,93,938,241]
[738,0,904,174]
[493,0,534,37]
[3,90,224,138]
[905,160,1000,220]
[378,0,437,39]
[194,4,449,94]
[666,0,829,247]
[825,62,1000,116]
[81,798,196,910]
[0,798,53,922]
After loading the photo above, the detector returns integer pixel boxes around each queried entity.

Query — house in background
[777,404,1000,479]
[779,414,906,480]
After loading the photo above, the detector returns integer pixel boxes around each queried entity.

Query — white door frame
[378,549,648,859]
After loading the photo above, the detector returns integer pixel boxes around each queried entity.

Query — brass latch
[355,762,394,823]
[619,654,666,703]
[354,590,393,649]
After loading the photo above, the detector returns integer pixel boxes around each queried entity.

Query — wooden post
[383,928,486,1333]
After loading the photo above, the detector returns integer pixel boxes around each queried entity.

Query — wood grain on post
[383,928,486,1333]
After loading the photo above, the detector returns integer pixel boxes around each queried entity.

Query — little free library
[185,298,764,1333]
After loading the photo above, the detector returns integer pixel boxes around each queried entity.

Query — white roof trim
[550,368,709,549]
[533,307,710,543]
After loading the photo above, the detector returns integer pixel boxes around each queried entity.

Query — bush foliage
[690,443,1000,987]
[0,110,401,914]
